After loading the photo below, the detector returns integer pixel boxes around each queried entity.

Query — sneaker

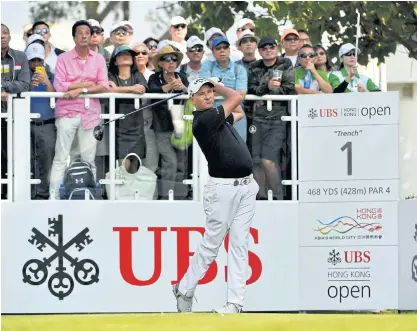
[172,284,193,312]
[212,302,242,314]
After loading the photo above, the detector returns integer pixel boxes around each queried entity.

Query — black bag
[62,159,96,200]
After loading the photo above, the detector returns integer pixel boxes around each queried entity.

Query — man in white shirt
[179,36,205,81]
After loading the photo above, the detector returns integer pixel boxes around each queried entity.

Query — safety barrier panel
[1,92,298,202]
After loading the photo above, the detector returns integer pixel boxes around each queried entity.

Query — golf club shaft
[102,92,186,126]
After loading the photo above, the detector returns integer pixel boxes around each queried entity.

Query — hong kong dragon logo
[22,214,99,300]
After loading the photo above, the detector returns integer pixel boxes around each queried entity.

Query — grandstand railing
[0,92,298,202]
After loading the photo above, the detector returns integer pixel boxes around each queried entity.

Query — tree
[29,1,130,24]
[178,1,417,65]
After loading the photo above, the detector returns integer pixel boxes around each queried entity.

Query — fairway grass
[2,313,417,331]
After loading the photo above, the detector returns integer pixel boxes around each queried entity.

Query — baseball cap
[170,16,187,26]
[258,36,277,49]
[236,29,259,46]
[26,43,45,60]
[339,43,360,58]
[87,19,104,32]
[120,20,134,33]
[205,27,225,42]
[237,18,255,30]
[188,78,215,97]
[281,28,299,41]
[212,37,230,49]
[187,35,204,49]
[27,34,45,46]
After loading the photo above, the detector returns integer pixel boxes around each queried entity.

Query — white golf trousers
[178,175,259,306]
[49,116,97,199]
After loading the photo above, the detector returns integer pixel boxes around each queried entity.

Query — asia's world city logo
[22,215,99,300]
[313,208,383,241]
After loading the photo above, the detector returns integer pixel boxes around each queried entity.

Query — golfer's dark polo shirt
[193,105,253,178]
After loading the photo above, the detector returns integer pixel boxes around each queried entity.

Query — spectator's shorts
[247,117,286,164]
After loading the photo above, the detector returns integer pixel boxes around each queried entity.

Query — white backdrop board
[1,202,299,314]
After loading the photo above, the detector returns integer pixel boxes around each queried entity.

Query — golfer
[173,78,259,314]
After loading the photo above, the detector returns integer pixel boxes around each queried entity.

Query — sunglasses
[173,24,186,29]
[215,44,229,51]
[284,37,299,42]
[187,47,204,53]
[136,51,148,56]
[161,56,178,62]
[300,52,316,59]
[260,44,276,51]
[241,37,257,44]
[344,50,356,57]
[92,29,103,36]
[147,44,158,50]
[113,30,128,36]
[35,28,49,35]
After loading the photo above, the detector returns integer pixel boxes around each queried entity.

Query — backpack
[62,159,97,200]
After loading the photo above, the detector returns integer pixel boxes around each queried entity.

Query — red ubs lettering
[113,227,263,286]
[344,251,371,263]
[320,108,338,117]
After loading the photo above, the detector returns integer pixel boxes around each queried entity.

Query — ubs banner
[1,202,299,314]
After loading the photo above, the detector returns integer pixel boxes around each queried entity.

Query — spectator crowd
[1,15,381,201]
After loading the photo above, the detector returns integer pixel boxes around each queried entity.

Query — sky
[0,0,164,50]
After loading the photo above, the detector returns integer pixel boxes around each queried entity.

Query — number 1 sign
[297,92,400,203]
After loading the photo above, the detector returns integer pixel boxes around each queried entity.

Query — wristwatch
[82,88,88,95]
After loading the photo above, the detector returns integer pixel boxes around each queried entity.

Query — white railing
[1,92,298,202]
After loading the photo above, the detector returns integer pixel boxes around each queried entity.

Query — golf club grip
[103,92,186,126]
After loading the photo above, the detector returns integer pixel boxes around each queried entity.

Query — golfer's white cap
[338,43,360,58]
[188,78,215,97]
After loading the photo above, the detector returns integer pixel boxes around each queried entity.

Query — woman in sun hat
[108,45,149,173]
[148,44,189,199]
[329,43,380,93]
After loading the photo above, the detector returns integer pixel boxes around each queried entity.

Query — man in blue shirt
[26,43,56,199]
[199,37,248,141]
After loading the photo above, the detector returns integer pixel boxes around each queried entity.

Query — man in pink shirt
[50,20,109,199]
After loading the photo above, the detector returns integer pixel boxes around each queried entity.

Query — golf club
[93,92,186,141]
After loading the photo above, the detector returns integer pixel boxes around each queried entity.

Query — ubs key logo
[22,214,99,300]
[308,108,318,119]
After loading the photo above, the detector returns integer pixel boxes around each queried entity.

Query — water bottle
[304,70,312,89]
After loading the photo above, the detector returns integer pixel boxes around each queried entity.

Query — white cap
[110,22,128,34]
[205,27,225,42]
[120,20,134,32]
[27,34,45,46]
[157,39,176,50]
[170,16,187,26]
[236,29,259,46]
[87,19,103,32]
[26,43,45,60]
[187,35,204,49]
[188,78,215,97]
[338,43,360,58]
[237,18,255,29]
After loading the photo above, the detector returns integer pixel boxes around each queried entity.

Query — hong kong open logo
[22,214,99,300]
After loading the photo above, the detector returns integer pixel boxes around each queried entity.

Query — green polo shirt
[329,68,380,92]
[295,67,329,91]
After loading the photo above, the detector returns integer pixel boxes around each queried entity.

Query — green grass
[2,313,417,331]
